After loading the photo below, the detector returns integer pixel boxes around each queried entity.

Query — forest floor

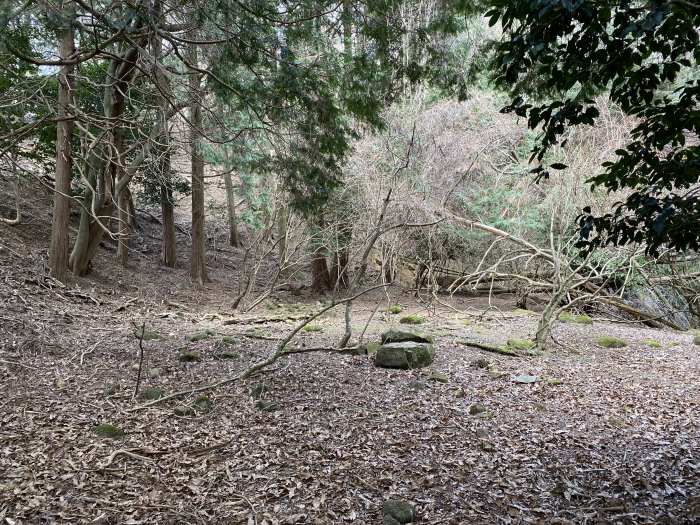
[1,181,699,525]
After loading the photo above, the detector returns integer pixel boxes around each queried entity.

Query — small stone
[513,374,539,384]
[193,395,213,413]
[469,403,487,415]
[255,400,279,412]
[428,370,449,383]
[147,368,162,378]
[179,351,201,362]
[382,500,415,524]
[174,406,195,417]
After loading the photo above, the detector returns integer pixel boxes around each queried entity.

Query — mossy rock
[469,403,487,415]
[174,406,195,417]
[220,336,236,345]
[387,305,403,314]
[140,387,165,400]
[644,339,662,348]
[428,370,449,383]
[193,395,213,413]
[399,314,425,325]
[133,327,161,341]
[597,336,627,348]
[506,338,535,351]
[178,351,201,362]
[559,312,593,324]
[254,400,279,412]
[375,341,435,369]
[93,423,125,439]
[381,329,434,345]
[188,329,216,342]
[302,324,324,333]
[383,500,414,524]
[250,383,268,400]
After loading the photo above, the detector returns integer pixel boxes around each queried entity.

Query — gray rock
[375,341,435,369]
[383,500,415,524]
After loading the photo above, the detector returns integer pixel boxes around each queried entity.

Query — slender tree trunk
[277,205,288,272]
[161,180,176,266]
[222,171,240,247]
[153,4,177,267]
[189,42,208,284]
[48,4,75,282]
[221,148,240,247]
[116,185,131,267]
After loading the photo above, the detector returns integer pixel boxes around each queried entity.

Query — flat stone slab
[375,341,435,369]
[381,329,434,345]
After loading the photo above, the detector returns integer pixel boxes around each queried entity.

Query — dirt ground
[1,180,699,524]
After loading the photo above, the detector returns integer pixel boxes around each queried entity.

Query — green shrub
[399,314,425,325]
[597,336,627,348]
[387,305,403,314]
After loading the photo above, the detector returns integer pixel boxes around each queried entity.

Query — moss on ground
[93,423,124,438]
[220,335,235,345]
[179,351,201,362]
[506,338,535,351]
[399,314,425,325]
[597,336,627,348]
[133,327,161,341]
[387,305,403,314]
[559,312,593,324]
[644,339,662,348]
[302,324,324,333]
[140,387,165,400]
[188,329,216,342]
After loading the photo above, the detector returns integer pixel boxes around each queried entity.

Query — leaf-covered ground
[1,190,699,524]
